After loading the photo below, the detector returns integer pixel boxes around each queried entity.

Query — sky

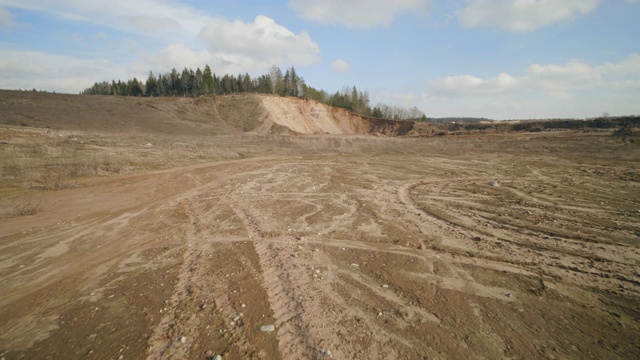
[0,0,638,120]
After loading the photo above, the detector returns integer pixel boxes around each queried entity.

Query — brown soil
[1,91,639,360]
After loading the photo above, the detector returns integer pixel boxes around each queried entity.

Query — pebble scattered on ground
[260,324,275,332]
[320,349,333,357]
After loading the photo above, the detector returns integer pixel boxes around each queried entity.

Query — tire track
[146,199,210,360]
[224,198,318,359]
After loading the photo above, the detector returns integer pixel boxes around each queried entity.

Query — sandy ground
[1,128,639,360]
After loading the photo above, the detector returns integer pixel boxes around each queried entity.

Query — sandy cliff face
[232,94,415,136]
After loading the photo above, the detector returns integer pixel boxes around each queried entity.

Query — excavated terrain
[0,91,639,359]
[0,91,417,136]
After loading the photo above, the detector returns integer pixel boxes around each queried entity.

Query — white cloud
[199,15,320,67]
[331,59,351,73]
[0,49,129,92]
[290,0,428,28]
[427,55,640,98]
[0,6,13,29]
[140,44,272,77]
[429,73,518,96]
[140,44,214,73]
[458,0,601,32]
[598,53,640,75]
[124,15,181,33]
[422,54,640,118]
[0,0,208,38]
[0,1,321,88]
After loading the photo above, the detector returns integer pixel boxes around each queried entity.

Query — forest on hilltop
[82,65,426,121]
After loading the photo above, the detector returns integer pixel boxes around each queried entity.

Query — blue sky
[0,0,638,119]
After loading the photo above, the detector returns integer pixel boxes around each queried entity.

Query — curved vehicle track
[1,141,639,359]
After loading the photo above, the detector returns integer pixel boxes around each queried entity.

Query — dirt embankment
[257,96,415,136]
[0,90,415,136]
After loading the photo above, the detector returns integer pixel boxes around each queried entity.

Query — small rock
[213,356,222,360]
[320,349,333,357]
[179,336,187,343]
[489,181,500,187]
[350,263,359,268]
[241,303,246,308]
[260,324,275,332]
[382,284,389,289]
[378,312,383,316]
[505,293,513,298]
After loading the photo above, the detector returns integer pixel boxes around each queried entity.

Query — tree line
[82,65,425,120]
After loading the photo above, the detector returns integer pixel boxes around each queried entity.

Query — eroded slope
[0,90,414,136]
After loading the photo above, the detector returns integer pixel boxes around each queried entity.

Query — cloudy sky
[0,0,638,119]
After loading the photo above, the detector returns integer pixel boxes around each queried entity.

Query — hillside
[0,90,417,136]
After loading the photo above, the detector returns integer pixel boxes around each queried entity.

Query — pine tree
[170,68,180,96]
[145,71,159,97]
[195,67,204,95]
[203,65,214,94]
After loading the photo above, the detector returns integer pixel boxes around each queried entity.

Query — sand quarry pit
[1,93,639,359]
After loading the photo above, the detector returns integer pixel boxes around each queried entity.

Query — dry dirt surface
[1,95,640,360]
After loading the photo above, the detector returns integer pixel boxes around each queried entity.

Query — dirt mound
[612,126,640,138]
[0,90,414,136]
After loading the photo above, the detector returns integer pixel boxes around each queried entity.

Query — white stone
[260,324,276,332]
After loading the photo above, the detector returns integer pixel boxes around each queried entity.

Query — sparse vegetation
[0,130,123,190]
[5,192,45,217]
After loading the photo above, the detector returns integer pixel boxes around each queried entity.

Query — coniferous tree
[145,71,159,97]
[170,68,181,96]
[203,65,214,94]
[195,67,204,95]
[128,78,143,96]
[180,68,190,96]
[81,63,425,120]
